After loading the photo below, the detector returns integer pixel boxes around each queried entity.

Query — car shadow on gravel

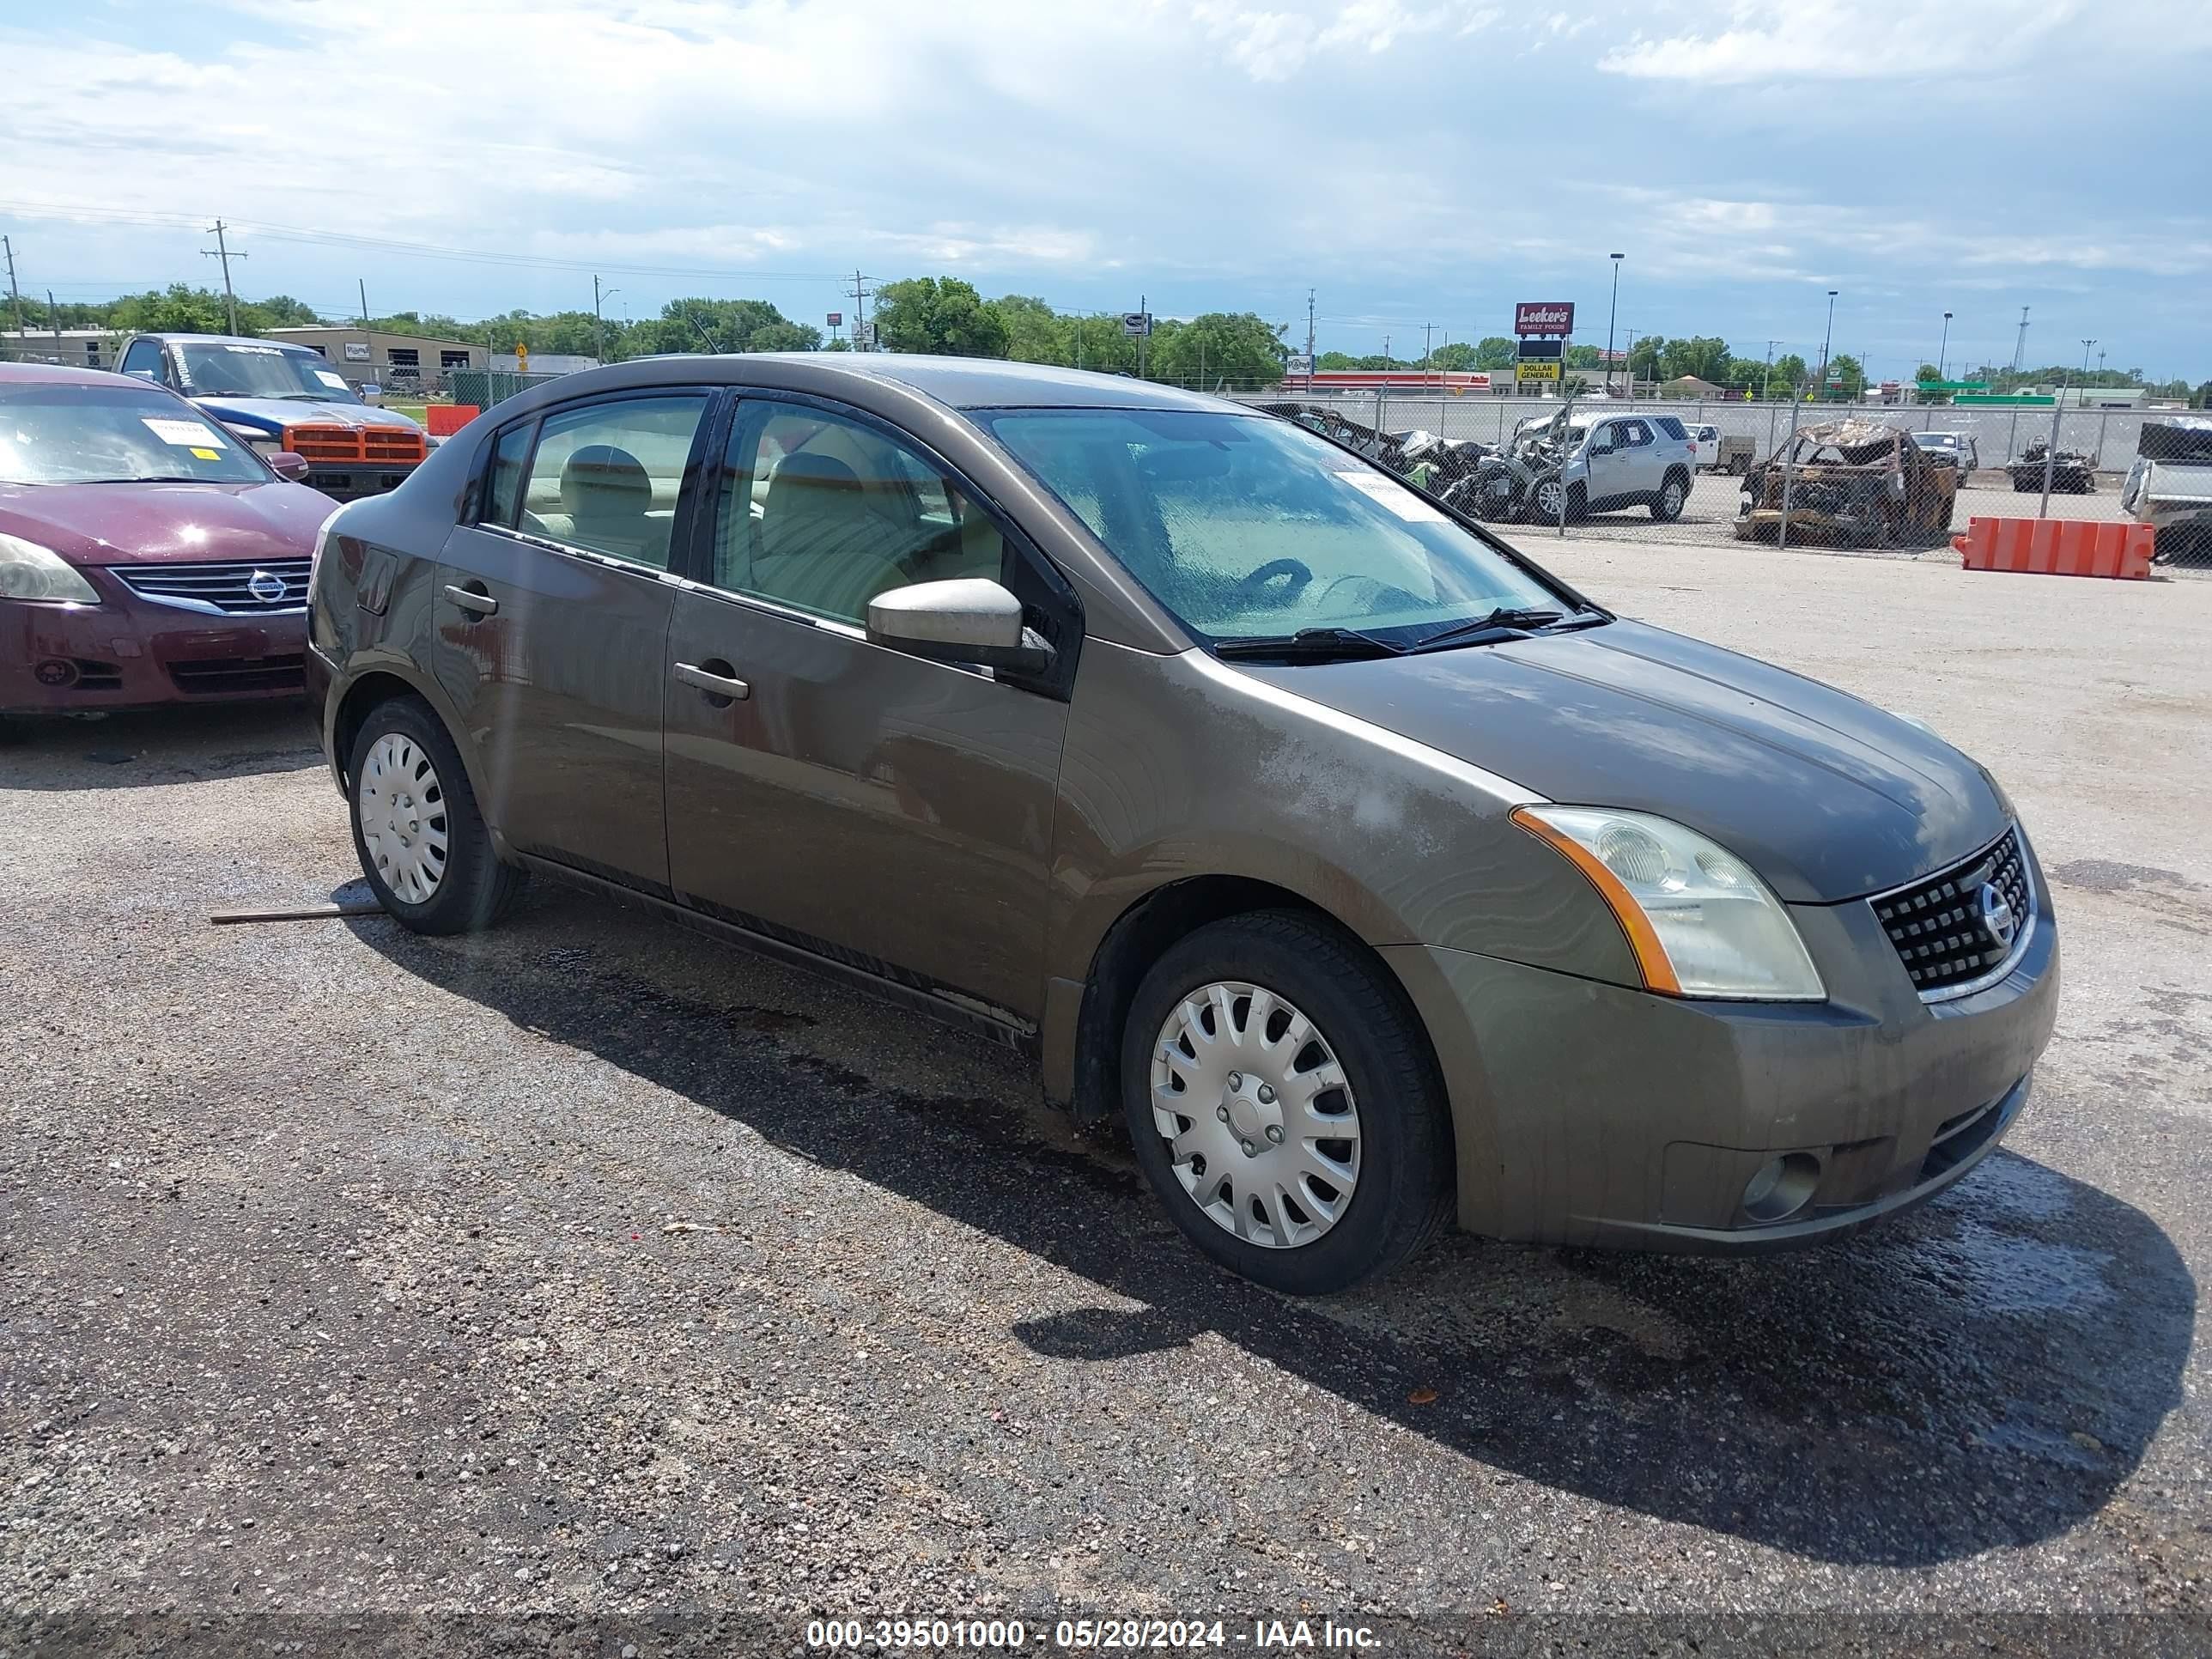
[356,902,2196,1572]
[0,700,322,791]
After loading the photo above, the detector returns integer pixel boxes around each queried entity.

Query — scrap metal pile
[1735,418,1958,548]
[1258,402,1580,525]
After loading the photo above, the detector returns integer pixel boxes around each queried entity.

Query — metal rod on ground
[2096,409,2111,475]
[1778,386,1804,553]
[2006,405,2021,465]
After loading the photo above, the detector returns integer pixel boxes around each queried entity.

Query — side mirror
[269,452,312,483]
[866,578,1054,677]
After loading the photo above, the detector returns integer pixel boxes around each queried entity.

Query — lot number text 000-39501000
[805,1619,1384,1650]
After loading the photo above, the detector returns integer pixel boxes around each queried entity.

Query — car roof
[572,353,1237,413]
[0,361,131,386]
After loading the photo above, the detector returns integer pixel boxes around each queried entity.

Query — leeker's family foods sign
[1515,302,1575,336]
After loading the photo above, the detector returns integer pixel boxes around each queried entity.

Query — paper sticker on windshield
[220,343,283,355]
[313,369,348,390]
[1337,469,1447,521]
[190,447,220,460]
[143,418,225,448]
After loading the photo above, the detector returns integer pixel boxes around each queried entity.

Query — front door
[434,388,714,896]
[1583,419,1636,507]
[663,394,1075,1024]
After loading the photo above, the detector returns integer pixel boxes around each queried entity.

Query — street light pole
[592,276,619,365]
[1816,289,1838,397]
[1937,310,1952,383]
[1604,252,1624,397]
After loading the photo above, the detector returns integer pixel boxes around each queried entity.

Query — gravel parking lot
[3,542,2209,1654]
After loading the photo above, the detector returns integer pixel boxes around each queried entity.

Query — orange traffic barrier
[1952,516,2154,580]
[425,404,481,437]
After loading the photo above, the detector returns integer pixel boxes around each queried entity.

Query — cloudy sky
[3,0,2209,381]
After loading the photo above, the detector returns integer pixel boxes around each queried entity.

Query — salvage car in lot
[307,357,2057,1293]
[116,332,432,501]
[2120,412,2212,564]
[1,362,331,719]
[1911,428,1979,482]
[1736,419,1958,546]
[1461,410,1698,524]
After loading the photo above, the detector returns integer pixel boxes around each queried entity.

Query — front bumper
[1385,853,2059,1251]
[1,599,307,715]
[303,463,417,503]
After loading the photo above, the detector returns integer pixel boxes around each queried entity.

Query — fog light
[33,658,76,687]
[1741,1152,1821,1224]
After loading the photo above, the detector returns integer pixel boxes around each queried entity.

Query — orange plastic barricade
[425,404,481,437]
[1952,516,2154,580]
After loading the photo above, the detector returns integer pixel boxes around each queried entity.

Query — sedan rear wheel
[1121,911,1452,1294]
[348,694,525,935]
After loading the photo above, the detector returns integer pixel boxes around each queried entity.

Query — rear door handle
[673,661,750,702]
[444,583,498,617]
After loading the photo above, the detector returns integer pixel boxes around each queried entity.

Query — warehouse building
[263,326,489,389]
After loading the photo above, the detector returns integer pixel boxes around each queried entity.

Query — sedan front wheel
[1121,912,1452,1294]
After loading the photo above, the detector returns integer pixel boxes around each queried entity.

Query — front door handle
[673,660,750,702]
[444,583,498,617]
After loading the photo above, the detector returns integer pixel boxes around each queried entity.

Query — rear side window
[480,422,532,528]
[517,395,709,570]
[1654,416,1688,441]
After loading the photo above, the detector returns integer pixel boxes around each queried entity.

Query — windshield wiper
[1405,606,1571,654]
[1212,626,1405,662]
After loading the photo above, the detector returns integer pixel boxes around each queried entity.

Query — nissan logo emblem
[1978,881,2017,950]
[246,568,289,604]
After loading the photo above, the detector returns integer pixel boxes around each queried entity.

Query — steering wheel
[1234,557,1313,603]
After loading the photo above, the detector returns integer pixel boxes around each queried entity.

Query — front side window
[518,395,708,569]
[0,382,270,486]
[712,400,1006,625]
[980,408,1559,644]
[120,340,161,379]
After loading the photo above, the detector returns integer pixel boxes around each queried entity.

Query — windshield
[1917,433,1959,448]
[174,342,360,403]
[0,382,273,485]
[979,408,1563,643]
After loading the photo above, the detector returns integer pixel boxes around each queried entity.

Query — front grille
[166,654,306,696]
[108,559,311,616]
[282,423,427,465]
[1871,826,2033,998]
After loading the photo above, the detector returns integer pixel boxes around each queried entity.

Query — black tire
[1119,911,1454,1296]
[1650,469,1688,521]
[346,693,525,935]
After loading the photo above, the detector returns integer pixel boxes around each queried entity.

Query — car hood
[1243,619,2008,902]
[0,480,336,567]
[192,397,421,435]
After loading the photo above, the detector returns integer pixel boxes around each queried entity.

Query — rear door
[1618,417,1662,499]
[434,388,715,896]
[661,392,1078,1024]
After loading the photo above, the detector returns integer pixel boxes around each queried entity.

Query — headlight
[0,532,100,605]
[1512,806,1825,1001]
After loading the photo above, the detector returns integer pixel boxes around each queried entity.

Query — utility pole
[201,221,247,333]
[592,276,618,364]
[2,234,25,337]
[1382,332,1390,364]
[48,290,60,347]
[848,270,872,351]
[1816,289,1838,398]
[1138,293,1148,380]
[2012,306,2030,376]
[1305,288,1316,367]
[1937,311,1952,384]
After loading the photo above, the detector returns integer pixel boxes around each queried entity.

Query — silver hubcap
[1663,483,1683,514]
[357,732,449,904]
[1535,481,1563,516]
[1148,981,1361,1250]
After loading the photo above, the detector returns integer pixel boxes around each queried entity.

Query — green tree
[1770,353,1808,395]
[1471,337,1516,371]
[629,298,818,356]
[104,284,235,335]
[986,294,1069,364]
[2197,381,2212,409]
[1658,335,1732,384]
[1147,312,1286,390]
[1822,354,1866,398]
[1564,343,1601,369]
[872,277,1008,357]
[1315,350,1360,370]
[1723,356,1771,394]
[1915,362,1942,383]
[1628,336,1667,380]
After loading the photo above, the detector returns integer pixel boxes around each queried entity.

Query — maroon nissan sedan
[1,362,335,720]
